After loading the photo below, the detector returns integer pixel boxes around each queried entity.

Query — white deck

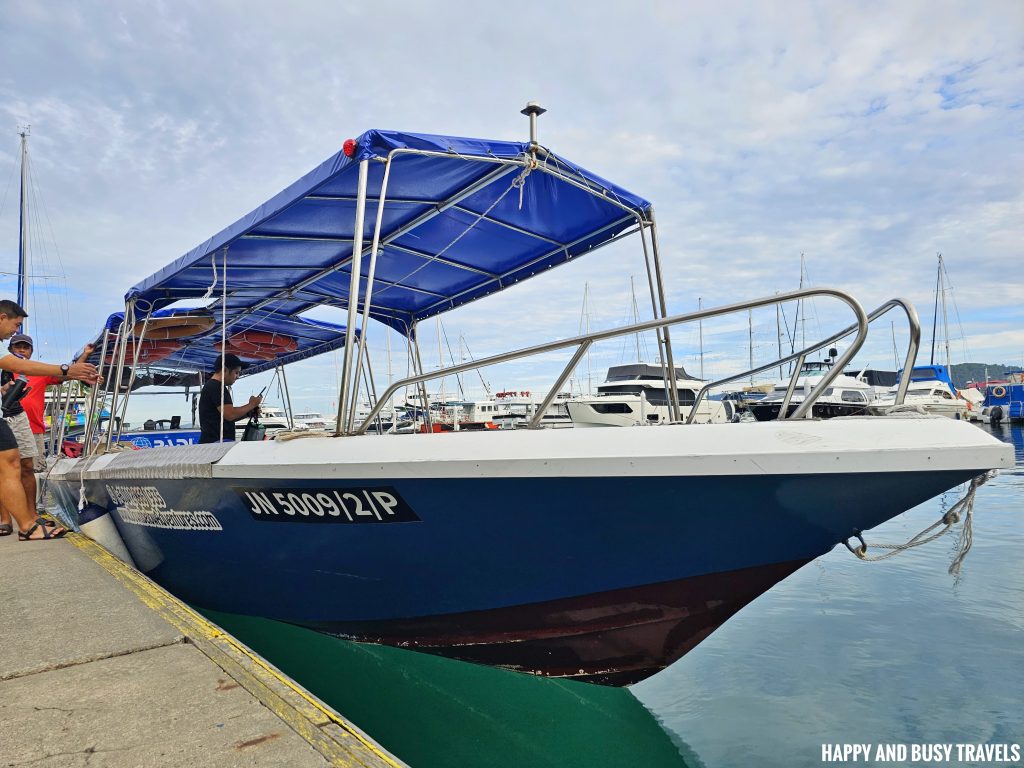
[199,416,1013,480]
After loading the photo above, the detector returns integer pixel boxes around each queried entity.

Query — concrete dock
[0,526,404,767]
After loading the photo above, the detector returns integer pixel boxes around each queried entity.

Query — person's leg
[34,433,46,512]
[20,456,36,512]
[0,421,62,539]
[8,412,38,513]
[0,448,44,533]
[0,497,11,533]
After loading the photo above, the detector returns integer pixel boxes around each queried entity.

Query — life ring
[224,345,279,362]
[226,331,298,361]
[133,315,215,340]
[106,340,183,365]
[990,385,1007,398]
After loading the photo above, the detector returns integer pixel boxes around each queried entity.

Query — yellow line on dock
[68,532,405,768]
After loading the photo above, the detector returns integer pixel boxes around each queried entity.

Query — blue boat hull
[52,466,975,683]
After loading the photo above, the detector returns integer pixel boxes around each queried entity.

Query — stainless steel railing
[354,286,916,434]
[687,297,921,422]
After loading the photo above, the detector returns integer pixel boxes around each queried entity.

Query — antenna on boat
[521,102,546,153]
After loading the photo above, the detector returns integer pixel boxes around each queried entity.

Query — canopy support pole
[647,208,682,421]
[111,310,152,439]
[336,159,369,435]
[636,222,675,418]
[360,355,384,435]
[51,379,75,461]
[348,155,393,433]
[104,302,140,452]
[82,330,111,455]
[279,365,294,429]
[219,247,228,443]
[410,324,432,433]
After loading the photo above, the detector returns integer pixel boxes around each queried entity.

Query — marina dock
[0,529,403,767]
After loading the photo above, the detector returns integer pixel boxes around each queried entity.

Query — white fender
[78,503,137,568]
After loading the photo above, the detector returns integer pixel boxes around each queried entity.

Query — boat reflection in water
[201,608,698,768]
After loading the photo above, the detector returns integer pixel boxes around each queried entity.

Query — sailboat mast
[798,253,807,350]
[17,126,30,321]
[631,276,641,362]
[776,298,783,378]
[939,254,951,368]
[748,309,754,385]
[698,297,704,380]
[929,253,941,365]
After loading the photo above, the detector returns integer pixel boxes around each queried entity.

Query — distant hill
[950,363,1019,389]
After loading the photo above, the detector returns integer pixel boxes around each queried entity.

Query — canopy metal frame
[332,120,672,433]
[82,107,683,447]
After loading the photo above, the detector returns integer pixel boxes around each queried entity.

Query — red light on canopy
[342,139,357,157]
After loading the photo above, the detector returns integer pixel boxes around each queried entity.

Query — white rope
[844,471,993,576]
[372,159,534,300]
[201,254,219,300]
[273,430,334,442]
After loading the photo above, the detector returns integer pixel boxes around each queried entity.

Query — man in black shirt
[198,353,262,443]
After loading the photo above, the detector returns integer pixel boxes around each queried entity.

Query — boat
[981,371,1024,425]
[870,255,970,420]
[46,107,1013,685]
[293,412,331,431]
[257,405,305,437]
[749,356,877,421]
[868,364,968,419]
[567,363,731,426]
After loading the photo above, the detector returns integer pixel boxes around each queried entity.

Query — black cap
[9,333,33,348]
[215,353,248,372]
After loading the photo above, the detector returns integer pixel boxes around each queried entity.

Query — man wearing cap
[0,299,100,541]
[198,353,262,444]
[2,334,45,517]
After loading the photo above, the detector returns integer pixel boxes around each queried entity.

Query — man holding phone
[198,353,263,443]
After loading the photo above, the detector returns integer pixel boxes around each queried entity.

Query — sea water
[201,423,1023,767]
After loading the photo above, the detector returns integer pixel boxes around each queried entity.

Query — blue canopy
[126,129,652,337]
[90,307,355,380]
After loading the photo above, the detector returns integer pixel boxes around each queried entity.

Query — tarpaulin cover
[90,307,354,380]
[125,129,652,338]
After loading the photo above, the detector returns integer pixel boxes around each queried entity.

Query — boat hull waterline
[48,418,1012,685]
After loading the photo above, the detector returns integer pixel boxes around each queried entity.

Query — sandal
[18,522,67,541]
[0,522,12,536]
[35,516,57,528]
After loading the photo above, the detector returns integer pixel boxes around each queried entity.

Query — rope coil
[841,471,994,575]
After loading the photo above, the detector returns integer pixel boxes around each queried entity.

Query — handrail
[687,297,921,422]
[355,287,869,434]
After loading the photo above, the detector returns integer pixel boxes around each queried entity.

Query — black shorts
[0,418,17,452]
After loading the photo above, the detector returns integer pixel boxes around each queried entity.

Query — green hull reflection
[199,608,694,768]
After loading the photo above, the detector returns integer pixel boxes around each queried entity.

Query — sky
[1,0,1022,421]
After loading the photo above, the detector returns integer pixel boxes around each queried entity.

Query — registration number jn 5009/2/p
[233,486,420,524]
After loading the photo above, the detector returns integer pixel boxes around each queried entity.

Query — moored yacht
[868,365,968,419]
[293,412,331,431]
[567,363,731,427]
[749,358,876,421]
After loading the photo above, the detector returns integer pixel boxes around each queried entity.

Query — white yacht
[868,365,968,419]
[293,412,331,431]
[257,405,306,437]
[567,364,731,427]
[748,359,877,421]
